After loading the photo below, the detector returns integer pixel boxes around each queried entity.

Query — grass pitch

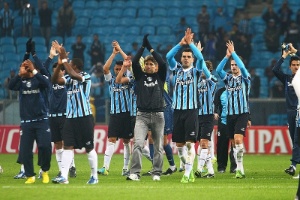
[0,154,298,200]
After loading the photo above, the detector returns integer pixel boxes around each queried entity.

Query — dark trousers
[288,110,300,165]
[216,122,236,171]
[20,120,52,177]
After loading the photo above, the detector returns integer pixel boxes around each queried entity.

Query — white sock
[87,149,98,179]
[177,147,186,164]
[123,143,131,170]
[184,142,195,177]
[70,154,75,168]
[56,149,63,172]
[236,144,244,174]
[103,141,115,170]
[61,150,74,179]
[197,144,202,170]
[21,164,25,172]
[198,148,208,171]
[142,145,152,162]
[206,153,214,174]
[233,147,237,164]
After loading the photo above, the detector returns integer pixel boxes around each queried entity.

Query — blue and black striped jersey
[197,76,217,115]
[64,72,92,118]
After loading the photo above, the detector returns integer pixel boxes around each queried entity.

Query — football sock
[61,150,73,179]
[206,153,214,174]
[87,149,98,178]
[104,141,115,170]
[149,143,154,160]
[55,148,63,172]
[164,144,175,167]
[198,148,208,171]
[177,147,186,164]
[142,145,153,162]
[21,164,25,172]
[184,142,195,177]
[123,143,130,170]
[236,144,244,174]
[197,144,202,170]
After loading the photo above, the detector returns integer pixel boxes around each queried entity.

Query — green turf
[0,154,298,200]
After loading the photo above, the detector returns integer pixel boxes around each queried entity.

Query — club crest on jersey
[26,81,31,88]
[147,77,153,82]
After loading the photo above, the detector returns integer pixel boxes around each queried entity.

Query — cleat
[202,165,208,173]
[152,175,160,181]
[69,167,77,178]
[162,167,177,175]
[126,174,140,181]
[122,169,130,176]
[235,170,245,179]
[189,170,195,182]
[25,176,35,184]
[194,170,202,178]
[230,168,236,173]
[97,167,109,175]
[42,171,49,183]
[218,168,225,173]
[87,176,98,184]
[285,165,296,176]
[294,174,300,179]
[142,170,152,176]
[178,168,185,172]
[202,172,215,178]
[14,171,26,179]
[181,175,189,183]
[51,172,62,181]
[52,176,69,184]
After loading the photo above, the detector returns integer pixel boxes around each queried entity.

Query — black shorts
[131,116,136,136]
[49,116,66,143]
[108,112,133,139]
[63,115,95,149]
[172,109,198,143]
[197,114,214,141]
[226,113,249,139]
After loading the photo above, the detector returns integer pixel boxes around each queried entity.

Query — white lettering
[270,130,288,153]
[247,129,256,153]
[6,129,19,153]
[94,129,107,153]
[258,130,272,153]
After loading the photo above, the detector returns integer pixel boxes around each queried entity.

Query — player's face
[230,60,240,76]
[144,60,157,74]
[114,65,122,75]
[181,52,194,69]
[290,60,300,75]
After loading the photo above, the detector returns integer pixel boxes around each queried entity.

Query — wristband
[32,69,38,75]
[150,49,154,53]
[62,59,68,63]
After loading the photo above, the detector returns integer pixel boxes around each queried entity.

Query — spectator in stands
[19,2,35,37]
[203,32,217,64]
[228,23,241,43]
[173,17,189,43]
[270,79,285,98]
[238,12,253,40]
[296,9,300,28]
[235,34,252,66]
[212,7,230,32]
[284,21,300,49]
[264,19,280,53]
[4,68,18,99]
[249,68,260,98]
[88,34,105,66]
[215,33,229,63]
[197,5,210,42]
[262,5,280,26]
[0,2,14,37]
[71,34,86,65]
[57,0,75,41]
[90,63,104,99]
[38,0,52,48]
[277,1,293,35]
[264,58,276,83]
[129,42,139,57]
[157,43,173,60]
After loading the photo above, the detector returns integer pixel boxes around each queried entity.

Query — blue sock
[149,143,154,161]
[164,144,175,166]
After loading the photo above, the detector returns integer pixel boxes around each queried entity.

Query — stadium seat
[0,37,14,45]
[16,43,26,53]
[167,8,182,18]
[156,26,171,35]
[101,18,118,27]
[89,18,103,27]
[75,17,90,27]
[50,36,63,44]
[152,8,167,17]
[111,26,126,36]
[141,25,155,35]
[92,9,108,19]
[108,9,122,18]
[32,36,46,45]
[112,1,125,9]
[168,0,181,9]
[73,26,89,36]
[3,53,20,62]
[122,8,137,18]
[126,1,139,9]
[72,1,85,9]
[85,1,98,9]
[137,8,152,18]
[267,114,286,125]
[98,1,111,9]
[1,44,16,53]
[125,26,140,35]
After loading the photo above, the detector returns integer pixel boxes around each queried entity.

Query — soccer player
[194,41,218,178]
[51,42,98,184]
[273,43,300,177]
[126,34,166,181]
[289,43,300,200]
[216,40,251,179]
[97,42,133,176]
[214,86,237,173]
[166,28,204,183]
[8,59,52,184]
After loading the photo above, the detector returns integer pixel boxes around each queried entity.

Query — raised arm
[216,48,231,79]
[103,44,119,75]
[272,48,289,84]
[115,58,132,84]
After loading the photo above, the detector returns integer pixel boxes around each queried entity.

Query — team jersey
[216,52,251,115]
[49,83,67,116]
[214,87,227,125]
[63,72,92,118]
[106,72,132,114]
[197,60,217,115]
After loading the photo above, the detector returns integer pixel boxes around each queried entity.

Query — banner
[0,125,293,154]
